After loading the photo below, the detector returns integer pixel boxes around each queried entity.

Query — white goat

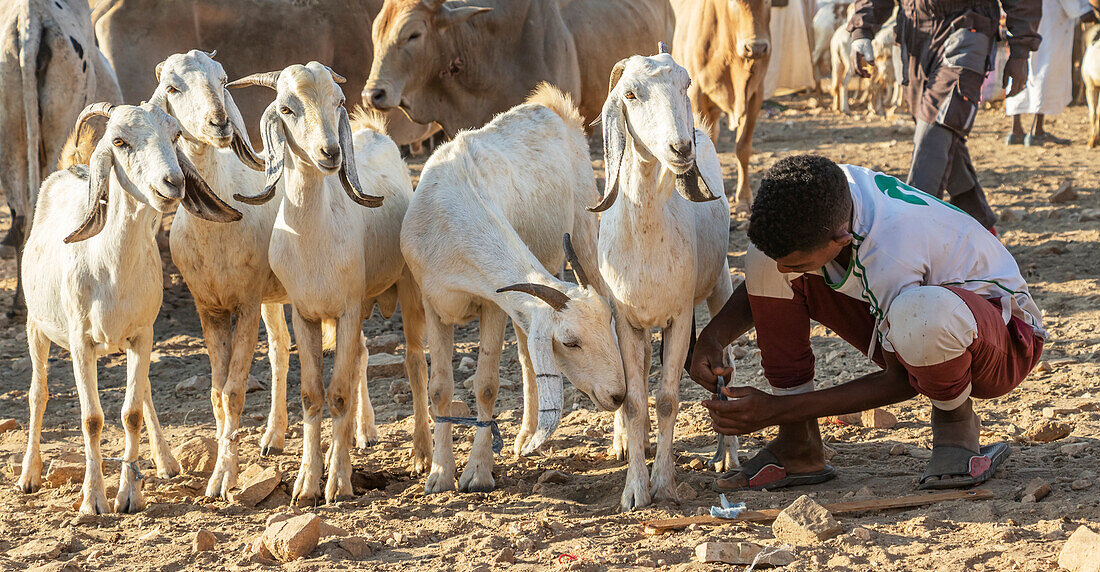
[400,84,626,495]
[227,62,425,506]
[149,50,296,499]
[1083,25,1100,148]
[19,102,242,514]
[811,1,851,86]
[592,45,736,511]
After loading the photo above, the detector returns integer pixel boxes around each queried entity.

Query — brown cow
[92,0,436,147]
[672,0,771,213]
[364,0,673,135]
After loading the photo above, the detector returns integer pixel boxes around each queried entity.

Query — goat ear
[675,128,723,203]
[64,142,113,243]
[223,88,264,171]
[155,61,163,83]
[607,60,627,94]
[338,105,385,208]
[435,4,491,29]
[588,93,625,212]
[233,103,282,204]
[177,149,243,222]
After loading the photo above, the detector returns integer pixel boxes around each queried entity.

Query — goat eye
[112,138,127,148]
[174,131,182,142]
[624,91,636,100]
[280,106,293,115]
[166,85,179,94]
[407,32,421,42]
[563,340,580,349]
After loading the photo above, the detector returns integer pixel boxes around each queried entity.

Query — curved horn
[324,65,347,84]
[226,71,281,91]
[74,102,114,136]
[562,233,590,288]
[657,41,672,55]
[203,49,217,58]
[338,105,384,207]
[496,283,569,312]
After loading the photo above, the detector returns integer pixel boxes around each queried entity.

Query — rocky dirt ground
[0,93,1096,572]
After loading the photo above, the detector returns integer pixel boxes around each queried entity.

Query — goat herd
[15,39,746,517]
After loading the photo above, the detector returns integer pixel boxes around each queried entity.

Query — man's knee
[887,286,977,367]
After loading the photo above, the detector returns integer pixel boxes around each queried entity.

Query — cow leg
[115,328,152,513]
[398,273,431,473]
[459,304,506,493]
[18,324,50,493]
[291,310,324,506]
[260,303,291,455]
[424,302,457,494]
[732,90,763,212]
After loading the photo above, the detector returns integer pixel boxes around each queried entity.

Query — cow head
[363,0,491,120]
[728,0,772,61]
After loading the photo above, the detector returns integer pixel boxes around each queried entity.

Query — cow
[91,0,436,148]
[363,0,673,135]
[672,0,772,213]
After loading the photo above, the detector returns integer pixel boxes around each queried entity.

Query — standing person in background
[1006,0,1092,146]
[765,0,818,98]
[848,0,1042,231]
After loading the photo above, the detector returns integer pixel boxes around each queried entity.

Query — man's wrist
[1007,45,1032,60]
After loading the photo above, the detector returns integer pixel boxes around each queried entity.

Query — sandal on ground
[1024,133,1071,147]
[917,442,1010,490]
[1004,133,1024,146]
[715,448,836,491]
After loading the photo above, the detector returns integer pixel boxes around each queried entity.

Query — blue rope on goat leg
[436,416,504,455]
[708,375,729,467]
[105,457,145,481]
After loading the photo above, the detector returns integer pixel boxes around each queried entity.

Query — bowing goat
[19,102,241,514]
[400,84,626,494]
[227,62,425,505]
[591,45,737,511]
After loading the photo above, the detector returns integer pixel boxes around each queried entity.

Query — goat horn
[496,283,569,312]
[657,41,671,55]
[203,49,218,58]
[323,65,347,84]
[562,233,590,288]
[73,102,114,138]
[226,71,281,90]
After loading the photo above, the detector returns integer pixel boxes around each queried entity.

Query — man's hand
[1003,57,1029,97]
[851,38,875,79]
[702,386,782,435]
[688,335,733,394]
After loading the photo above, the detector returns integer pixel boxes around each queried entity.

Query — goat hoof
[81,490,110,515]
[292,492,319,507]
[424,469,456,495]
[260,445,284,456]
[620,480,652,512]
[17,479,40,494]
[458,469,495,493]
[155,456,181,479]
[355,437,378,450]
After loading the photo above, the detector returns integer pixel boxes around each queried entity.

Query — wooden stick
[641,489,993,534]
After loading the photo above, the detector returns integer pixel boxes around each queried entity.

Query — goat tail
[17,3,41,223]
[349,105,388,136]
[527,82,585,132]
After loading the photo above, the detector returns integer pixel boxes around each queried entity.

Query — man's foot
[715,427,833,491]
[1004,133,1024,146]
[918,399,1009,489]
[1024,132,1071,146]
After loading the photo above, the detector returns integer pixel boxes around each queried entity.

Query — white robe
[764,0,817,98]
[1005,0,1091,115]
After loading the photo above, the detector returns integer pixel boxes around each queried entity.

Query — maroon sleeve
[847,0,896,42]
[1000,0,1042,58]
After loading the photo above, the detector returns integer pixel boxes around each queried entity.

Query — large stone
[337,537,372,559]
[1061,442,1090,456]
[861,408,897,429]
[772,495,843,545]
[366,333,403,355]
[1050,181,1078,204]
[262,513,321,562]
[45,460,84,487]
[367,353,405,378]
[8,538,64,561]
[1058,525,1100,572]
[677,481,698,501]
[246,375,265,393]
[1026,420,1073,443]
[230,466,282,507]
[0,418,19,433]
[193,529,217,553]
[695,542,795,565]
[172,436,218,474]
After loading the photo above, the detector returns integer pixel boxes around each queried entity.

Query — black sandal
[917,442,1010,490]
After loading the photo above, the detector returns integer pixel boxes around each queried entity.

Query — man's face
[775,235,852,274]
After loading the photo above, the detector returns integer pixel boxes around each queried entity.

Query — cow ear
[435,4,491,29]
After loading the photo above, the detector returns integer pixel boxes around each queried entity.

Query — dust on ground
[0,94,1096,571]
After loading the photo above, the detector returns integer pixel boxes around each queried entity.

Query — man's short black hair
[747,154,851,260]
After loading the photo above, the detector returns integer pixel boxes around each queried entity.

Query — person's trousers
[908,120,998,229]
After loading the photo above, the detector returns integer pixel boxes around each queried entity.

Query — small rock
[193,529,217,553]
[537,470,570,484]
[471,565,490,572]
[676,481,697,501]
[1044,406,1077,418]
[862,408,897,429]
[8,538,64,561]
[1050,181,1078,204]
[244,536,276,564]
[367,353,405,378]
[389,379,410,396]
[831,413,862,426]
[1071,479,1093,491]
[258,486,291,509]
[392,393,409,404]
[516,537,535,551]
[1020,477,1051,503]
[366,333,402,354]
[230,466,282,507]
[851,527,872,541]
[1058,525,1100,572]
[246,375,265,393]
[458,356,476,371]
[462,376,476,390]
[688,458,704,470]
[337,536,372,559]
[695,541,795,565]
[11,357,31,374]
[888,444,906,455]
[1061,442,1089,456]
[772,494,843,545]
[262,513,321,562]
[998,208,1025,223]
[1035,361,1052,374]
[0,419,19,433]
[44,460,84,487]
[856,486,874,497]
[320,521,349,538]
[908,447,933,460]
[172,436,219,473]
[496,547,516,564]
[175,374,211,393]
[1026,419,1073,443]
[584,427,600,439]
[448,401,470,418]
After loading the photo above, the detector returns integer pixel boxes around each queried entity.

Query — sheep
[590,45,737,511]
[18,101,242,514]
[811,1,851,86]
[226,62,426,505]
[146,49,295,499]
[829,13,858,113]
[1083,25,1100,148]
[400,84,626,494]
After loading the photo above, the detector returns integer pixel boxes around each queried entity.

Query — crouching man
[691,154,1046,491]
